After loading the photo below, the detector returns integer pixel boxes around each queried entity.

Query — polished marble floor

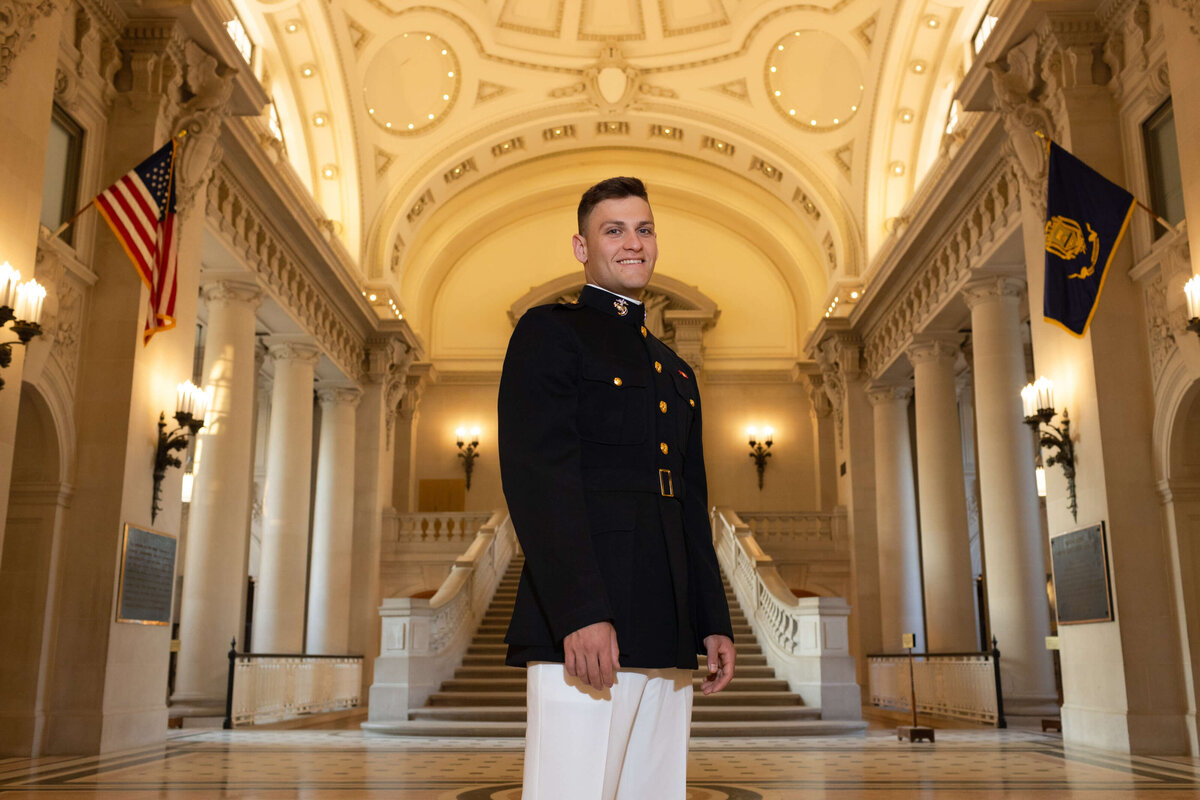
[2,715,1199,798]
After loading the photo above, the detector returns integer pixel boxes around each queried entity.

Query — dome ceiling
[234,0,993,363]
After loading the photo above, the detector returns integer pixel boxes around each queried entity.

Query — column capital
[317,385,362,408]
[265,337,321,367]
[201,279,263,308]
[867,382,913,406]
[906,334,961,366]
[962,276,1026,310]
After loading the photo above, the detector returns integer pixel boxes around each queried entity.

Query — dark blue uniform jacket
[498,284,733,669]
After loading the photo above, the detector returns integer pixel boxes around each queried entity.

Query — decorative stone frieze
[0,0,55,85]
[1137,228,1193,385]
[863,160,1021,380]
[987,34,1055,211]
[205,166,365,380]
[33,234,93,397]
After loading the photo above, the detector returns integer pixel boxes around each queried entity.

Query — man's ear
[571,233,588,266]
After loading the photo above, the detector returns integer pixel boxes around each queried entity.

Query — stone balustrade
[712,507,861,719]
[365,510,516,725]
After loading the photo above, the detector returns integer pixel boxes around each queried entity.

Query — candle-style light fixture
[1021,376,1077,520]
[456,426,481,490]
[747,426,774,490]
[0,261,48,391]
[1185,275,1200,337]
[153,381,210,522]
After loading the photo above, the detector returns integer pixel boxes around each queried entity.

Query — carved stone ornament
[174,40,234,214]
[0,0,55,85]
[987,33,1055,211]
[814,335,861,449]
[1162,0,1200,40]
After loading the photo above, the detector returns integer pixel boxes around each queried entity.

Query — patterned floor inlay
[1,729,1198,797]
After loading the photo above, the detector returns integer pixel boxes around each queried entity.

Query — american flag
[94,139,179,344]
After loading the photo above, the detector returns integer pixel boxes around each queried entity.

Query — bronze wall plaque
[1050,522,1113,625]
[116,523,177,625]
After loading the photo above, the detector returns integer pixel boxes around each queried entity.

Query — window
[973,11,999,55]
[226,15,254,67]
[267,100,287,153]
[40,105,84,246]
[945,99,962,136]
[1143,99,1184,239]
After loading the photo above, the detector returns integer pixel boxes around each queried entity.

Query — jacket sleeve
[497,309,613,641]
[683,380,734,645]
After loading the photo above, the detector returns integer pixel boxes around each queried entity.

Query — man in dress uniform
[497,176,735,799]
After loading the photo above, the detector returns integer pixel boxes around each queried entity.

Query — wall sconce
[747,426,774,490]
[153,381,210,523]
[456,426,481,490]
[1021,376,1077,521]
[1185,275,1200,337]
[0,261,47,391]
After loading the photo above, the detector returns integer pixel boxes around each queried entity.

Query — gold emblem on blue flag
[1043,141,1135,337]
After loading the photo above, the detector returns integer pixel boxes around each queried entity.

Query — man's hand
[700,634,735,695]
[564,621,621,690]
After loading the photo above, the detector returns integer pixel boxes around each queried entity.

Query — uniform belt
[581,467,679,499]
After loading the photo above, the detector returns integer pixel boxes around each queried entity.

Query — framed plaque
[116,523,177,625]
[1050,522,1113,625]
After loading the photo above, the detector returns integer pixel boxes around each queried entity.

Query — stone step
[363,718,867,738]
[451,664,782,681]
[459,652,771,668]
[428,691,803,707]
[409,705,822,723]
[464,642,764,657]
[438,677,792,694]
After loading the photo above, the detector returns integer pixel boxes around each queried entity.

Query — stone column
[908,336,977,651]
[173,280,262,709]
[306,386,361,655]
[964,276,1057,715]
[253,339,321,654]
[351,338,411,690]
[868,383,925,652]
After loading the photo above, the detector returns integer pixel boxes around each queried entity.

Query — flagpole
[45,129,188,243]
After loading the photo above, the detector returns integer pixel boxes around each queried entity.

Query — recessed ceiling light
[774,90,781,96]
[368,293,377,301]
[912,61,926,73]
[448,71,454,77]
[833,118,839,124]
[385,122,392,128]
[443,94,449,100]
[850,290,859,299]
[408,123,415,129]
[313,114,326,126]
[926,16,940,28]
[428,113,434,119]
[369,108,375,114]
[285,21,299,32]
[778,44,784,50]
[301,66,313,77]
[441,49,447,55]
[425,35,431,40]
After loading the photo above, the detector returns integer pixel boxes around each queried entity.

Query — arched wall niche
[401,147,823,372]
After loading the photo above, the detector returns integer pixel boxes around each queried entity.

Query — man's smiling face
[572,195,658,299]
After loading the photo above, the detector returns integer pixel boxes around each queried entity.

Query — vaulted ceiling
[231,0,992,369]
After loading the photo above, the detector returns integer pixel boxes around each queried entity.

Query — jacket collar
[578,284,647,327]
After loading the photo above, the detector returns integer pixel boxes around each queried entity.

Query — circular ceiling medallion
[363,32,460,135]
[765,31,863,132]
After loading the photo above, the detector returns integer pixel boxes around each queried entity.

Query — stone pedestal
[908,336,977,652]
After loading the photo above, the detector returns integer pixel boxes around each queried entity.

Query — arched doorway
[1162,375,1200,755]
[0,385,69,756]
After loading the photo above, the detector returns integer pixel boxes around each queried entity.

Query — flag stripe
[92,138,180,345]
[96,194,155,279]
[101,187,156,272]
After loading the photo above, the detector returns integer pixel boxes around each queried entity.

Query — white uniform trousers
[522,663,693,800]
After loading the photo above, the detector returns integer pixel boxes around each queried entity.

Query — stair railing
[366,509,516,724]
[711,507,862,720]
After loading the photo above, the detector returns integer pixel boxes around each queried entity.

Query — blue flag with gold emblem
[1043,141,1136,337]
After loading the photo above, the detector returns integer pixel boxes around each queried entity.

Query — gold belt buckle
[658,468,674,498]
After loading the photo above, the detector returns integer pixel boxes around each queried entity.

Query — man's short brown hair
[577,176,649,234]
